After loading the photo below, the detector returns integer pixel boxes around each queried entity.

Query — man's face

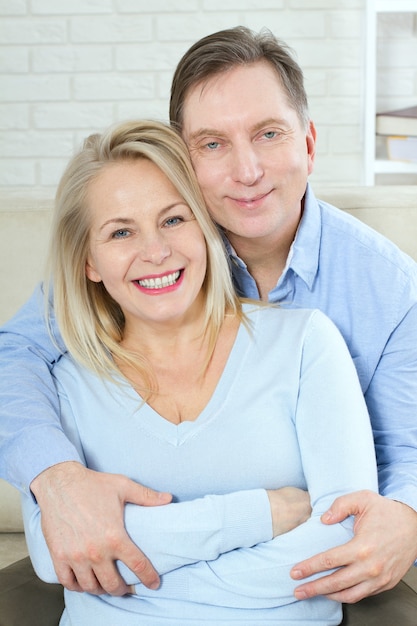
[181,61,316,253]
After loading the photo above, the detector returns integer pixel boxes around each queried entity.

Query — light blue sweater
[22,306,378,625]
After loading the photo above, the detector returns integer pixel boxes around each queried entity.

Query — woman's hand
[267,487,311,537]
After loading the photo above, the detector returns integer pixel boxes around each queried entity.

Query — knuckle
[321,554,337,570]
[367,561,384,579]
[102,576,126,597]
[131,557,149,576]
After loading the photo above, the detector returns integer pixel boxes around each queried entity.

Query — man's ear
[306,120,317,176]
[85,258,101,283]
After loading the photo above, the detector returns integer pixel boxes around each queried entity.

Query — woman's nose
[139,232,171,265]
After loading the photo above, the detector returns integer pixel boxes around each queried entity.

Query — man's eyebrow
[252,117,289,132]
[187,118,290,143]
[187,128,225,143]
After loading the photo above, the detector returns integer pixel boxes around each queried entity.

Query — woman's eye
[164,216,183,227]
[112,229,130,239]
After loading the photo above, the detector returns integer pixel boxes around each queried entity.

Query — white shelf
[374,159,417,174]
[374,0,417,12]
[363,1,417,185]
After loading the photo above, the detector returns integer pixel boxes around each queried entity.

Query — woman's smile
[134,269,183,294]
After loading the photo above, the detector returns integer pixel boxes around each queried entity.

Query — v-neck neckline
[116,312,255,444]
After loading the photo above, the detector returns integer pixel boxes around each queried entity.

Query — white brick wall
[0,1,416,191]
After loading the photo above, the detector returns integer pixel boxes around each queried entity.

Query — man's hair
[45,119,242,392]
[170,25,309,131]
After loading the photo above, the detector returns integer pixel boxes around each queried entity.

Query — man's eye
[206,141,220,150]
[264,131,277,139]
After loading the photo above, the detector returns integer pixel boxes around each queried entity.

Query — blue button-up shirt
[227,184,417,512]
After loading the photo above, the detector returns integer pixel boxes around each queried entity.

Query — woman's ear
[85,257,102,283]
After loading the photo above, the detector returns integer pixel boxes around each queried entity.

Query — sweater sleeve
[21,488,273,584]
[129,311,378,608]
[0,285,81,493]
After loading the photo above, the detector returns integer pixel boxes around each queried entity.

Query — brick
[309,96,360,126]
[73,74,155,101]
[327,69,361,97]
[0,76,70,102]
[32,46,112,72]
[246,11,326,38]
[329,126,362,154]
[116,0,198,11]
[157,15,239,41]
[303,69,327,97]
[329,11,362,39]
[0,130,73,157]
[0,48,29,73]
[117,100,168,122]
[0,104,29,129]
[70,16,152,43]
[313,154,361,184]
[32,0,112,14]
[295,39,360,68]
[203,0,283,8]
[39,159,69,186]
[115,43,184,71]
[0,0,27,15]
[0,161,36,186]
[33,103,113,129]
[0,19,67,44]
[290,0,361,8]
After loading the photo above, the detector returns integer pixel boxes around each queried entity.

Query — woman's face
[85,158,207,333]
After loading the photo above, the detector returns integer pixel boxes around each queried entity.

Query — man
[1,26,417,623]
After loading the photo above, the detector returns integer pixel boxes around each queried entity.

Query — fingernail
[294,589,308,599]
[149,580,160,591]
[291,569,302,579]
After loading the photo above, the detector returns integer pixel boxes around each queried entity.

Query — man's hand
[267,487,311,537]
[290,490,417,603]
[30,461,172,596]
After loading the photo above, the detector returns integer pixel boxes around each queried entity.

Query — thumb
[321,492,364,525]
[122,479,172,507]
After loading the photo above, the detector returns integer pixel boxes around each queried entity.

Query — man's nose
[230,145,264,185]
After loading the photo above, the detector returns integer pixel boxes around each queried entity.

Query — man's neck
[228,233,293,301]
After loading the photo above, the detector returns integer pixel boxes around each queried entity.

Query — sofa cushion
[0,557,63,626]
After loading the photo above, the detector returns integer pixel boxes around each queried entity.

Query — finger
[291,544,353,579]
[325,581,376,604]
[294,567,360,600]
[54,564,85,593]
[89,562,131,596]
[120,546,160,590]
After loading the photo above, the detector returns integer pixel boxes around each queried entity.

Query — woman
[21,120,377,625]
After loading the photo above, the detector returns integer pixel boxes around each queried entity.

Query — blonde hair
[45,120,243,391]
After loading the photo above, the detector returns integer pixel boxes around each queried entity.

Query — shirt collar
[289,183,321,289]
[223,182,322,291]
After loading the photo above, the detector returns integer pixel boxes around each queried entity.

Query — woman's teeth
[138,270,180,290]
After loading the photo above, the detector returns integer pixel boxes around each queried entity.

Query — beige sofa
[0,185,417,597]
